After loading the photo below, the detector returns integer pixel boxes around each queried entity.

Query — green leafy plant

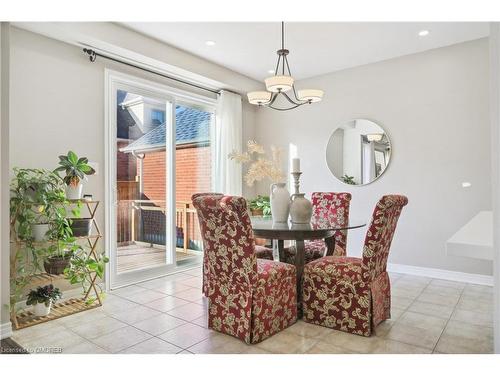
[64,248,109,304]
[26,284,62,307]
[342,174,356,185]
[248,195,271,216]
[9,168,76,320]
[10,168,67,240]
[54,151,96,187]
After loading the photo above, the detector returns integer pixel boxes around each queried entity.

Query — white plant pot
[65,183,83,200]
[33,302,52,317]
[32,223,50,242]
[270,183,290,223]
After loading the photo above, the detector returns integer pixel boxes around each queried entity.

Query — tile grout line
[429,282,465,353]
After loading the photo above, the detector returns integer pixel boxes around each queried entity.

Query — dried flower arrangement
[228,140,285,186]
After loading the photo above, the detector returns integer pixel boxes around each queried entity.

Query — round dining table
[251,217,366,315]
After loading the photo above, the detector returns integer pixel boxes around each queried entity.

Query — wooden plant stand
[11,200,104,330]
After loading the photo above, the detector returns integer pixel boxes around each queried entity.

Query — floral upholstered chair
[302,195,408,337]
[193,193,273,296]
[192,194,297,344]
[283,192,352,264]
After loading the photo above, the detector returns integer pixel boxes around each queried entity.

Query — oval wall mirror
[326,119,392,185]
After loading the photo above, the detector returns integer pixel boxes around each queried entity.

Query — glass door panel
[111,86,175,287]
[174,103,214,267]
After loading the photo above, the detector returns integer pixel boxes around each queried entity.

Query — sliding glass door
[106,71,216,289]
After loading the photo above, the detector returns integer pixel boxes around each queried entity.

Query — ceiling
[121,22,489,81]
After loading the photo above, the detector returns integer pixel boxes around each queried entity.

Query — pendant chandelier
[247,22,324,111]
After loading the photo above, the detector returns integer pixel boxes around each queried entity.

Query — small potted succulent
[26,284,62,317]
[55,151,96,200]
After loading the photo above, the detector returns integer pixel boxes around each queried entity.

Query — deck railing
[116,199,199,252]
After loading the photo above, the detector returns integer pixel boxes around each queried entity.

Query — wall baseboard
[388,263,493,286]
[0,321,12,339]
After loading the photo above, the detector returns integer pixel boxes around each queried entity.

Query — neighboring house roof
[120,106,211,153]
[117,90,145,140]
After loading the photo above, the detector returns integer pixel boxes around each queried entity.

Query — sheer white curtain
[213,90,243,195]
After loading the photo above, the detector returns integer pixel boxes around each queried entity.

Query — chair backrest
[192,194,257,286]
[362,195,408,281]
[311,192,352,255]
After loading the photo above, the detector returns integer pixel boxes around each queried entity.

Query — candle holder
[291,172,302,195]
[289,171,313,224]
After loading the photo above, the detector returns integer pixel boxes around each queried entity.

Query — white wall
[0,23,12,338]
[255,38,492,276]
[489,22,500,353]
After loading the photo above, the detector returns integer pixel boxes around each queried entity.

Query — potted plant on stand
[55,150,96,200]
[10,168,67,243]
[43,213,79,275]
[26,284,62,317]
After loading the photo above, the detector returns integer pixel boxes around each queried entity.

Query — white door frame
[104,69,216,289]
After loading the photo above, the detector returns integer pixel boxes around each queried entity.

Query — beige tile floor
[12,269,494,354]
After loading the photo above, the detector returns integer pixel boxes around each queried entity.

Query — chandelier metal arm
[267,103,303,111]
[281,91,303,106]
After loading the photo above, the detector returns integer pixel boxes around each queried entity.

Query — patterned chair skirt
[206,259,298,344]
[302,256,391,337]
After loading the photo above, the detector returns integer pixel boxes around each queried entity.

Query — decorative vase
[65,183,83,200]
[290,193,313,224]
[270,183,290,223]
[33,302,52,317]
[31,223,50,242]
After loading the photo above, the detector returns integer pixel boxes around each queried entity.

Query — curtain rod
[83,48,223,95]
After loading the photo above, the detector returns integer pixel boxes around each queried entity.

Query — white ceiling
[121,22,489,81]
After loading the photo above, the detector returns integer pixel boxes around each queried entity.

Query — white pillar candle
[292,158,301,173]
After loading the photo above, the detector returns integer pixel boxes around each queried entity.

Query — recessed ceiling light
[267,69,275,74]
[205,40,216,46]
[418,30,430,37]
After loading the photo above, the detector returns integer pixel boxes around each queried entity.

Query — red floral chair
[283,192,352,264]
[192,194,297,344]
[194,193,273,296]
[302,195,408,337]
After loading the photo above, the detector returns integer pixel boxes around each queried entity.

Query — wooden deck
[117,243,201,274]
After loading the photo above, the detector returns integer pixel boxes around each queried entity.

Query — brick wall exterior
[141,145,211,244]
[117,140,137,182]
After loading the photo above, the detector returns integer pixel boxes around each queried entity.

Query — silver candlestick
[291,172,302,195]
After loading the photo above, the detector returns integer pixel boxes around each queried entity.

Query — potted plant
[65,248,109,305]
[248,195,271,217]
[54,151,96,200]
[43,213,79,275]
[10,168,67,242]
[26,284,62,317]
[342,174,356,185]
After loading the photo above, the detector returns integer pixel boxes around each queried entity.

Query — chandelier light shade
[297,89,324,103]
[265,75,294,92]
[247,22,324,111]
[247,91,272,105]
[367,133,384,142]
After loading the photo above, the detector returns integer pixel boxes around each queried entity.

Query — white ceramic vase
[33,302,51,317]
[270,183,290,223]
[290,193,313,224]
[31,223,50,242]
[65,183,83,200]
